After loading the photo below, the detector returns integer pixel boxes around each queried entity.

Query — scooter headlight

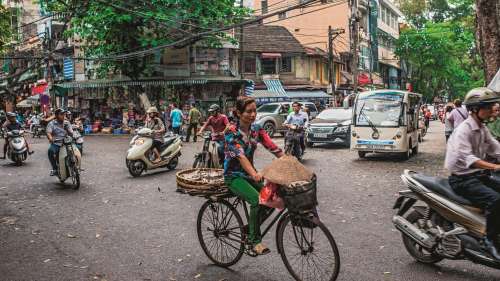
[135,138,145,145]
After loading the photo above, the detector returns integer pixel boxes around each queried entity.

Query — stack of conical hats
[261,155,314,186]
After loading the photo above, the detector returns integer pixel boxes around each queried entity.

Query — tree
[47,0,249,79]
[395,21,484,99]
[475,0,500,84]
[0,4,12,55]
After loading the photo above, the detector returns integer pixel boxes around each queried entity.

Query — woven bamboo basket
[176,168,229,196]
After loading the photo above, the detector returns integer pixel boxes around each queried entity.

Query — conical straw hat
[261,155,314,186]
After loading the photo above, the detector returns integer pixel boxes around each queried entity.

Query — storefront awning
[261,53,282,59]
[56,78,209,89]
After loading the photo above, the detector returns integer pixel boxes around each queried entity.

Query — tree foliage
[0,4,12,55]
[395,0,483,100]
[47,0,250,79]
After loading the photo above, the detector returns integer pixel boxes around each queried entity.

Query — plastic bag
[259,181,285,210]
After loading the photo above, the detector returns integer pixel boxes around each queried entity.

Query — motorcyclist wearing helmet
[145,106,165,164]
[1,112,34,159]
[445,87,500,259]
[198,104,229,162]
[47,109,75,176]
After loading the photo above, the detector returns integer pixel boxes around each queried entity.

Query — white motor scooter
[56,136,82,189]
[126,128,182,177]
[6,130,28,165]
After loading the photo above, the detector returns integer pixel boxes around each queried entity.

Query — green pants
[226,177,264,244]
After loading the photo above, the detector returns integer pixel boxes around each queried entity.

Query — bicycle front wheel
[277,214,340,281]
[197,199,245,267]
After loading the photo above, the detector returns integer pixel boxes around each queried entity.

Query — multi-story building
[249,0,404,91]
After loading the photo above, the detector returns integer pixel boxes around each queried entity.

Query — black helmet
[208,104,220,113]
[54,108,65,115]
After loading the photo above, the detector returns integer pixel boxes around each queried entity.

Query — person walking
[169,103,183,135]
[448,99,469,129]
[186,103,201,142]
[444,105,454,142]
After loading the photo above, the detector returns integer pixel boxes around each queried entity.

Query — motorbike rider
[445,87,500,260]
[198,104,229,163]
[29,112,41,133]
[283,101,309,154]
[46,109,75,176]
[1,112,34,159]
[144,106,166,164]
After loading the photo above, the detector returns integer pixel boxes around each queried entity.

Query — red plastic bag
[259,182,285,210]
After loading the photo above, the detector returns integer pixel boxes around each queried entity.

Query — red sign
[358,73,371,85]
[32,84,47,95]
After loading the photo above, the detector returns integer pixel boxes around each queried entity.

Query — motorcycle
[393,169,500,269]
[72,124,84,153]
[126,128,182,177]
[6,130,28,165]
[55,136,82,189]
[31,124,45,138]
[284,124,305,161]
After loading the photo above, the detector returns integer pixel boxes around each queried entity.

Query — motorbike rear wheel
[402,210,443,264]
[128,160,145,177]
[166,155,179,170]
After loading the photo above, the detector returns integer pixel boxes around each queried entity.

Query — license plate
[314,133,328,138]
[367,144,385,149]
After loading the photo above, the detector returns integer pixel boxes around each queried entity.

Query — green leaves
[48,0,249,78]
[0,4,12,55]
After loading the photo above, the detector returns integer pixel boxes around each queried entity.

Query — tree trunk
[475,0,500,84]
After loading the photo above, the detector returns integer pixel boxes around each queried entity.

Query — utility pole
[238,0,244,81]
[328,26,345,106]
[349,0,359,93]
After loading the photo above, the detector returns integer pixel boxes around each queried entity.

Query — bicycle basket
[278,174,317,214]
[176,168,229,197]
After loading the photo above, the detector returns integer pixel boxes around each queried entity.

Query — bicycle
[192,132,223,169]
[196,190,340,281]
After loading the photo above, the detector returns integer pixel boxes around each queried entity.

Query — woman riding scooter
[145,107,166,164]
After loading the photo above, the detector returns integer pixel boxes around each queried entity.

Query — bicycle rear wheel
[197,199,245,267]
[277,214,340,281]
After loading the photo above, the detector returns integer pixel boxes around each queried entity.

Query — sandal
[253,243,270,255]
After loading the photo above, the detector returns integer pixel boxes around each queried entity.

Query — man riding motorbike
[445,87,500,259]
[198,104,229,163]
[144,106,166,164]
[46,109,75,176]
[1,112,34,159]
[29,112,41,133]
[283,101,309,154]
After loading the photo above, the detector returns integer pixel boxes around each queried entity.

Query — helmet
[54,108,65,115]
[147,107,159,114]
[463,87,500,107]
[208,104,220,113]
[6,112,16,118]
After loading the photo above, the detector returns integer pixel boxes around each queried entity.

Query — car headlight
[336,126,349,133]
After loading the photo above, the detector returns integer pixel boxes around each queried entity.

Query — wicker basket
[176,168,229,196]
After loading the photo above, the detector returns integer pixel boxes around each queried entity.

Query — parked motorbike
[393,169,500,269]
[6,130,28,165]
[55,136,82,189]
[126,128,182,177]
[192,132,223,168]
[284,124,305,161]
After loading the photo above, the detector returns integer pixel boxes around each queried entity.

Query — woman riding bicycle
[224,96,283,255]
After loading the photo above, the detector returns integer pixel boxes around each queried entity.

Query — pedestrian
[186,103,201,142]
[169,103,183,135]
[444,105,454,142]
[448,99,469,129]
[424,108,432,129]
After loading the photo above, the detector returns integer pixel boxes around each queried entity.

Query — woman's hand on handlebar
[251,172,263,182]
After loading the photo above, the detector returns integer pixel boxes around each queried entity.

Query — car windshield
[355,92,403,127]
[317,109,352,120]
[257,104,280,113]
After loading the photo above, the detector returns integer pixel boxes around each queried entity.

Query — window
[315,61,321,80]
[243,55,256,73]
[261,1,268,14]
[278,12,287,20]
[381,7,386,24]
[280,57,292,72]
[262,58,277,74]
[385,8,390,25]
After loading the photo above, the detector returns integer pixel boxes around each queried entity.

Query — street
[1,121,499,281]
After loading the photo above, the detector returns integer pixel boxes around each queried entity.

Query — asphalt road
[1,121,500,281]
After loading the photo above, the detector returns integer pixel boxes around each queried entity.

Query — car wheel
[263,122,275,138]
[306,141,313,148]
[358,151,366,158]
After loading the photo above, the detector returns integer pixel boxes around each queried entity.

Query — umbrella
[16,99,38,108]
[261,155,314,186]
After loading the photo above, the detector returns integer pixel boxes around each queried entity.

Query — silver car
[255,102,318,137]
